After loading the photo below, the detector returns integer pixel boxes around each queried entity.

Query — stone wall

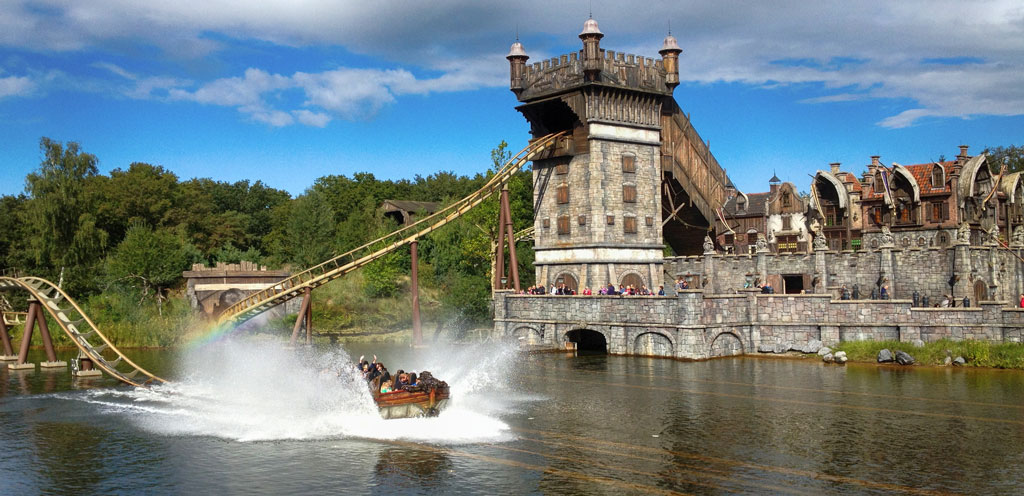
[494,290,1024,360]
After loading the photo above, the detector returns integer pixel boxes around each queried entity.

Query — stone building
[718,175,809,254]
[507,17,729,293]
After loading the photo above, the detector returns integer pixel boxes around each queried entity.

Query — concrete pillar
[756,243,768,287]
[813,244,828,294]
[702,252,715,293]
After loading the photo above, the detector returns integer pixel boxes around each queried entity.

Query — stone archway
[511,326,542,346]
[634,332,673,357]
[620,273,645,292]
[709,332,744,358]
[565,328,607,354]
[554,272,579,293]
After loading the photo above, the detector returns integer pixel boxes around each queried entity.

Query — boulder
[834,351,848,364]
[943,356,952,366]
[817,346,833,357]
[800,339,823,354]
[773,342,789,354]
[895,350,915,365]
[877,349,894,363]
[953,356,966,366]
[822,353,834,363]
[912,339,925,348]
[757,344,774,353]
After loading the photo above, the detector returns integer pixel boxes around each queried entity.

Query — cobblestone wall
[494,290,1024,360]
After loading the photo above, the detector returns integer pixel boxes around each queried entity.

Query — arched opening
[554,272,578,293]
[634,332,673,357]
[709,332,744,358]
[566,329,607,354]
[512,327,542,346]
[620,273,645,292]
[974,280,988,303]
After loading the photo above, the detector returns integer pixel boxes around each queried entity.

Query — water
[3,342,1024,494]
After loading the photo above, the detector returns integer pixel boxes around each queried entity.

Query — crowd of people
[357,355,431,395]
[522,283,667,296]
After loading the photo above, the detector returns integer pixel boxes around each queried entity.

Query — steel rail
[0,276,166,387]
[216,131,566,327]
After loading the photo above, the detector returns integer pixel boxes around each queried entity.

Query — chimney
[830,162,841,175]
[871,156,881,167]
[956,145,970,166]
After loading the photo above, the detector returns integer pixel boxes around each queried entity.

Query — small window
[557,215,570,235]
[557,184,569,204]
[724,233,734,245]
[542,218,550,229]
[556,163,568,175]
[578,215,587,226]
[623,185,637,203]
[736,198,746,211]
[645,216,654,226]
[622,155,636,173]
[606,215,615,225]
[748,232,758,244]
[782,192,791,208]
[624,216,637,233]
[782,216,791,230]
[931,166,943,188]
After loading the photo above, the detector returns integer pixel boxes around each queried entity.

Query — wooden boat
[374,384,450,419]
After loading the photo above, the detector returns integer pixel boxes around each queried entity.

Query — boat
[371,372,450,419]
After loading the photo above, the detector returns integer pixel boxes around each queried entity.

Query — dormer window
[931,165,944,188]
[737,197,746,211]
[782,192,791,208]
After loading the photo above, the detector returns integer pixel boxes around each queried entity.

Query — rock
[953,356,966,366]
[877,349,894,363]
[757,344,774,353]
[800,339,823,354]
[895,350,915,365]
[912,339,925,348]
[822,353,834,363]
[817,346,832,357]
[834,351,848,364]
[943,356,952,366]
[773,342,789,354]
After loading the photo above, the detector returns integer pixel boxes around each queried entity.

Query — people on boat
[380,379,393,394]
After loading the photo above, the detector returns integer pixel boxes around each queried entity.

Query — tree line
[0,137,534,324]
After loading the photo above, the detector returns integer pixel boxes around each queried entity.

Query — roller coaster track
[0,276,166,387]
[217,131,567,327]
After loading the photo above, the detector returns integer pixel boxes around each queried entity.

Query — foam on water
[71,338,537,444]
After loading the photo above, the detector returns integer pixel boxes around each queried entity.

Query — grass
[815,339,1024,369]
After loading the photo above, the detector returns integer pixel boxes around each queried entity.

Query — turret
[507,40,529,96]
[659,33,682,90]
[579,17,604,81]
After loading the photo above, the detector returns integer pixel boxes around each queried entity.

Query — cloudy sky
[1,0,1022,197]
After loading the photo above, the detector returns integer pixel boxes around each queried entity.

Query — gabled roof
[902,161,955,194]
[723,191,769,217]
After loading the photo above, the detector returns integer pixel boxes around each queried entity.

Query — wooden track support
[494,187,522,291]
[0,315,16,361]
[289,286,313,346]
[8,300,66,370]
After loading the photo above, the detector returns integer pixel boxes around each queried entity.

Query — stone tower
[508,18,691,293]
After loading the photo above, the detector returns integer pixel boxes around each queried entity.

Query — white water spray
[75,338,536,444]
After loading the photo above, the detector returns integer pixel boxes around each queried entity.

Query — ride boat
[371,372,450,419]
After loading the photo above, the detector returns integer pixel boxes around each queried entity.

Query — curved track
[0,276,166,387]
[216,131,566,327]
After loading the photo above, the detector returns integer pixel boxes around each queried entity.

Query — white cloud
[292,109,330,127]
[2,1,1022,127]
[0,74,34,98]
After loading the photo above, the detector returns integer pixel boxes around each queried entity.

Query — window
[930,202,946,222]
[623,185,637,203]
[872,207,884,225]
[824,206,838,226]
[624,216,637,233]
[748,232,758,244]
[557,215,570,235]
[556,163,568,175]
[931,166,943,188]
[542,218,550,229]
[736,198,746,211]
[782,193,791,208]
[782,216,791,230]
[778,235,798,252]
[622,155,636,173]
[645,216,654,226]
[578,215,587,226]
[724,233,734,245]
[557,184,569,204]
[606,215,615,225]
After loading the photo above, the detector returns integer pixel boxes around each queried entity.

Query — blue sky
[1,1,1022,198]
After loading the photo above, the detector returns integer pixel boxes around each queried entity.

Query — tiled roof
[903,161,955,194]
[723,192,769,217]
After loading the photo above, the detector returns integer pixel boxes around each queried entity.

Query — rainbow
[185,320,243,348]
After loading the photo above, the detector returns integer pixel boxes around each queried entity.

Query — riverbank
[802,339,1024,369]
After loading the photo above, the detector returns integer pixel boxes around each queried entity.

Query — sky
[1,0,1022,198]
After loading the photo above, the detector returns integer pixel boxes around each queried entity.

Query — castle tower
[507,19,691,293]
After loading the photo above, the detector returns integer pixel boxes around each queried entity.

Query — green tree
[105,223,188,313]
[983,145,1024,174]
[285,189,336,267]
[24,137,109,293]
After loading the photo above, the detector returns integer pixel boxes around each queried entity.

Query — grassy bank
[814,339,1024,369]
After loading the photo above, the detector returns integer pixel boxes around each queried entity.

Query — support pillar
[501,188,521,292]
[290,287,312,346]
[879,244,894,298]
[756,237,768,286]
[953,239,971,303]
[35,304,65,368]
[10,301,41,370]
[411,240,423,347]
[0,316,16,361]
[813,241,828,294]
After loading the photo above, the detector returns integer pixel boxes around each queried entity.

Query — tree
[105,223,188,314]
[983,145,1024,174]
[285,189,336,268]
[24,137,109,293]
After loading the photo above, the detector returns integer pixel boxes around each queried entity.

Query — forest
[0,138,535,346]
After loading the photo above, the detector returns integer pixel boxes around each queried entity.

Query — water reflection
[372,447,453,492]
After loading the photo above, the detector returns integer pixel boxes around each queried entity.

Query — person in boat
[380,379,393,394]
[407,372,418,387]
[394,373,410,390]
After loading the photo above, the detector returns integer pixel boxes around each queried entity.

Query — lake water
[2,340,1023,495]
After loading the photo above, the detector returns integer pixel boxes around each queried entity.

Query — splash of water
[75,338,535,444]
